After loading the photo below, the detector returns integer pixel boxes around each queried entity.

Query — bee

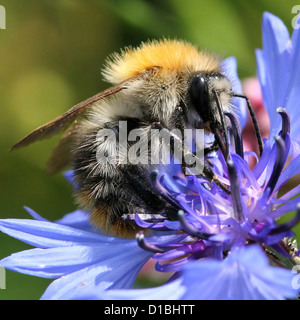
[11,39,262,237]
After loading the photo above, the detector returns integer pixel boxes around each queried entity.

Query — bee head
[189,72,233,157]
[190,72,231,124]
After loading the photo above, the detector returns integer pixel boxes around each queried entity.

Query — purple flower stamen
[277,107,290,141]
[177,210,212,240]
[225,111,244,159]
[226,159,245,222]
[136,232,166,253]
[265,136,286,196]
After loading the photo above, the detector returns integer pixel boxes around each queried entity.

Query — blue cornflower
[1,12,300,300]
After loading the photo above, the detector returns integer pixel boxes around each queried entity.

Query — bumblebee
[12,39,262,237]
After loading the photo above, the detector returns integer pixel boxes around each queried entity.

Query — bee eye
[191,75,209,121]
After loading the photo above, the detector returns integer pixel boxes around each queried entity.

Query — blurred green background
[0,0,298,299]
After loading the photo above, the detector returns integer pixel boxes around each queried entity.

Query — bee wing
[45,122,79,174]
[11,75,142,151]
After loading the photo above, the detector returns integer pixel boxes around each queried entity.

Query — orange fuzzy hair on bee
[102,39,221,84]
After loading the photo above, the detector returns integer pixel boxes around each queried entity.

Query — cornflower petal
[1,246,111,278]
[180,245,298,300]
[256,12,300,140]
[40,246,152,299]
[24,206,94,232]
[286,26,300,131]
[82,278,185,300]
[0,219,103,248]
[0,216,183,300]
[276,154,300,190]
[221,57,247,129]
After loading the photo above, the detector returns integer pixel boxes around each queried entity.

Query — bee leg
[164,205,181,221]
[170,105,187,174]
[151,121,230,195]
[151,120,198,175]
[204,140,219,156]
[202,162,230,195]
[124,168,166,211]
[123,169,182,223]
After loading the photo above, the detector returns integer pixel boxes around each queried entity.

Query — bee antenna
[232,93,263,157]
